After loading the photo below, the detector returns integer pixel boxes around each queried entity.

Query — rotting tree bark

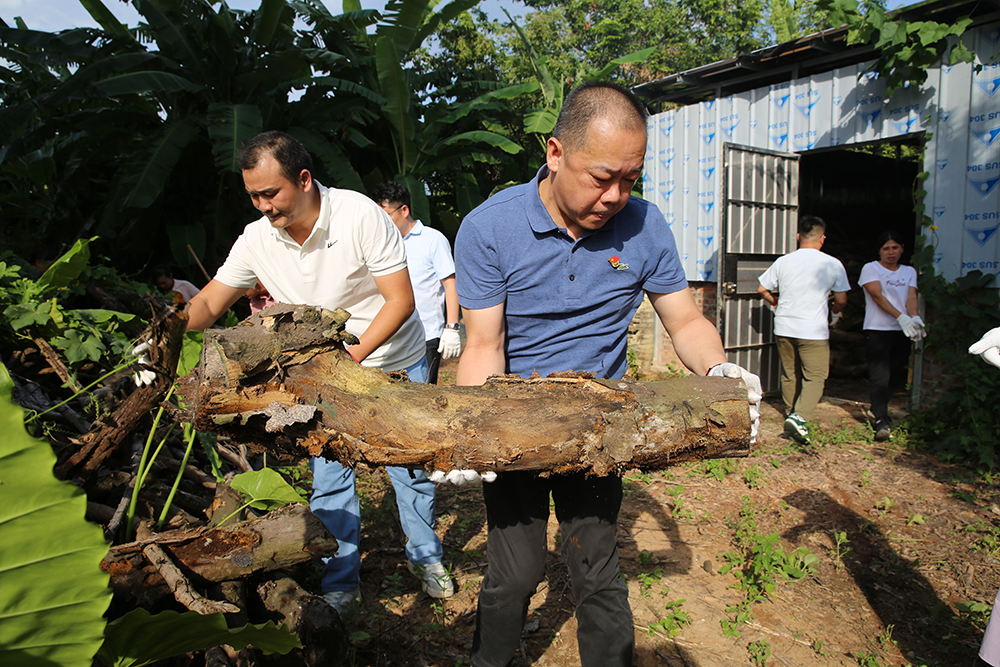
[101,503,337,605]
[178,305,751,477]
[56,303,187,481]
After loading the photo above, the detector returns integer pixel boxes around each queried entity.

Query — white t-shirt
[172,279,200,303]
[214,183,425,371]
[758,248,851,340]
[859,261,918,331]
[403,220,455,341]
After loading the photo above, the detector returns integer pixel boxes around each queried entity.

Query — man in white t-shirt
[370,181,461,384]
[185,131,453,613]
[758,216,850,443]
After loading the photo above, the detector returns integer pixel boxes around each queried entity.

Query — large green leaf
[165,222,207,274]
[436,131,522,155]
[124,118,199,208]
[91,71,205,97]
[411,0,480,54]
[375,35,417,173]
[0,362,112,667]
[397,173,430,227]
[79,0,139,43]
[438,81,540,125]
[251,0,286,46]
[96,608,301,667]
[288,127,366,192]
[523,108,558,136]
[36,237,94,293]
[207,103,263,173]
[586,47,656,81]
[230,468,306,511]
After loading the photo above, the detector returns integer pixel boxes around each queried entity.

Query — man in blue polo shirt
[454,81,762,667]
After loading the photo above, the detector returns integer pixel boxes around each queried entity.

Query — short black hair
[553,81,649,152]
[237,131,314,185]
[150,264,173,280]
[798,215,826,239]
[370,181,411,208]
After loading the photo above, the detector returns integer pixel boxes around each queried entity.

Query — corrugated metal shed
[638,0,1000,282]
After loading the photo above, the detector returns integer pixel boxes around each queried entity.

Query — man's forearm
[442,276,460,325]
[670,316,728,376]
[349,299,413,362]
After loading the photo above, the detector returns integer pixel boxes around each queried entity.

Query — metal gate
[718,143,799,393]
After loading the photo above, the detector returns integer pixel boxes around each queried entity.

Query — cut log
[101,503,338,602]
[178,304,751,477]
[257,575,350,667]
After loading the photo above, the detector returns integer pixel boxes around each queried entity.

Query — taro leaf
[51,328,106,364]
[36,236,95,293]
[96,608,301,667]
[75,309,138,325]
[230,468,306,511]
[0,362,112,667]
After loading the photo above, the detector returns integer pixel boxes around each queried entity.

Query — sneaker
[322,589,361,614]
[784,413,810,444]
[407,561,455,599]
[874,420,892,442]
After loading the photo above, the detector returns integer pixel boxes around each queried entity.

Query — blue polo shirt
[455,168,687,380]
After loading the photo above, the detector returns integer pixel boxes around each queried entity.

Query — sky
[1,0,519,32]
[4,0,912,33]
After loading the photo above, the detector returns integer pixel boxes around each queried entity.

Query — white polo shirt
[214,183,425,371]
[403,220,456,341]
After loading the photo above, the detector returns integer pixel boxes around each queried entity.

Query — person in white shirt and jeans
[184,131,453,612]
[370,181,461,384]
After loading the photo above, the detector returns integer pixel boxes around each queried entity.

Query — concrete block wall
[628,281,718,377]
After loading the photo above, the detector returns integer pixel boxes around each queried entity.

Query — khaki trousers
[776,336,830,421]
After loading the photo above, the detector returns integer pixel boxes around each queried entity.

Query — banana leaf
[0,362,112,667]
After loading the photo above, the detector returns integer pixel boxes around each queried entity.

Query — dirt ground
[330,372,1000,667]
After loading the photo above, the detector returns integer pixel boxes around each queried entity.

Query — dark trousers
[425,338,441,385]
[471,471,633,667]
[865,329,911,424]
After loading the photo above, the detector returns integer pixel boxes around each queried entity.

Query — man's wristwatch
[444,323,460,331]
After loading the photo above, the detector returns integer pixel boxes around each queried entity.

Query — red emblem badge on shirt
[609,256,628,270]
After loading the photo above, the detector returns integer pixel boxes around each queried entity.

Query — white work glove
[428,469,497,486]
[709,362,763,444]
[896,313,926,341]
[970,327,1000,368]
[132,340,156,387]
[438,328,462,360]
[829,311,842,327]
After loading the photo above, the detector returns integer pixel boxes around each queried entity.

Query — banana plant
[302,0,524,223]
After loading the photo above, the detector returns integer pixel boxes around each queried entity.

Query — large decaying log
[178,305,751,476]
[101,503,337,604]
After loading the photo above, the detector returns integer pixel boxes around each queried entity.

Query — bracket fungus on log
[177,304,751,477]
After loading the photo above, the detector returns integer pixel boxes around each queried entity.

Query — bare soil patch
[337,377,1000,667]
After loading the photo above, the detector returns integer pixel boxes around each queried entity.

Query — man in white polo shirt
[370,181,461,384]
[185,131,454,612]
[757,215,850,444]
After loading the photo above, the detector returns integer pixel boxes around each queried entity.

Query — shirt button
[569,275,575,281]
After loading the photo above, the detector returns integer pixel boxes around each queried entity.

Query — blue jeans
[310,356,443,593]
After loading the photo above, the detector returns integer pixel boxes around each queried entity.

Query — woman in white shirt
[859,231,926,442]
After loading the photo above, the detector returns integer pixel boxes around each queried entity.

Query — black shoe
[874,420,892,442]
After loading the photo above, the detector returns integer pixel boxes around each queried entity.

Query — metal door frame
[718,143,799,394]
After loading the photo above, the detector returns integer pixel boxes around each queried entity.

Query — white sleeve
[356,204,408,277]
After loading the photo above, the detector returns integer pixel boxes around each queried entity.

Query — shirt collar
[268,181,330,247]
[404,219,425,239]
[527,166,614,239]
